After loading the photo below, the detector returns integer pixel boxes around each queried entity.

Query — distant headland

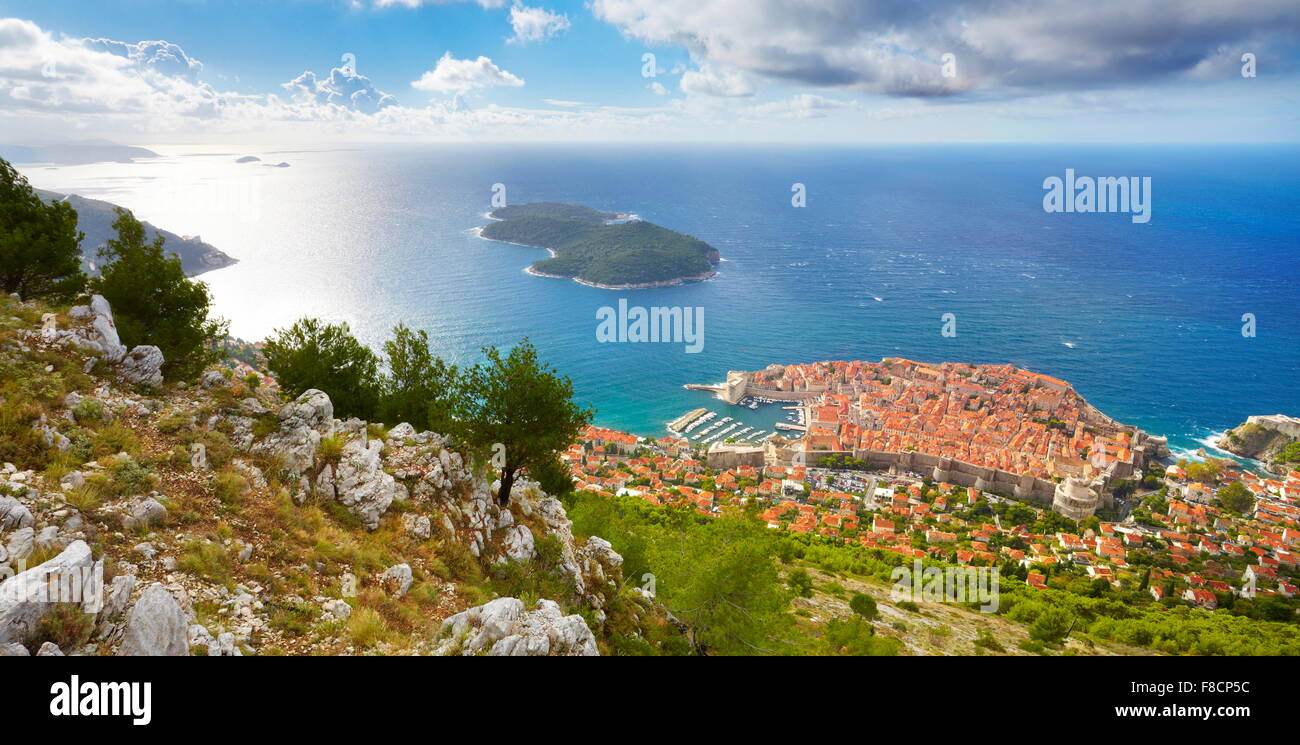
[34,188,238,278]
[479,202,720,289]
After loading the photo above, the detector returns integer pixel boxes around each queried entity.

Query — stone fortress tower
[1052,476,1104,521]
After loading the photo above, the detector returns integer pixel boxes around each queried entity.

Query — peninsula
[1219,415,1300,474]
[479,202,720,289]
[35,188,238,277]
[684,358,1170,520]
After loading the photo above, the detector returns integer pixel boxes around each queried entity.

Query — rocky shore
[1219,414,1300,473]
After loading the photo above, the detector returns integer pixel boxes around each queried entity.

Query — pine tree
[0,158,86,301]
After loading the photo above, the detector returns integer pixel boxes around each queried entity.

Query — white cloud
[508,5,571,44]
[0,18,226,119]
[81,39,203,80]
[282,64,397,113]
[410,52,524,94]
[592,0,1300,97]
[679,65,755,98]
[647,81,668,95]
[746,93,856,119]
[374,0,509,8]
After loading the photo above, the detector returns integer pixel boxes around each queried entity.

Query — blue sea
[24,144,1300,458]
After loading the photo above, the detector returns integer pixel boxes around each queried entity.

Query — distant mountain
[0,141,158,165]
[34,188,238,278]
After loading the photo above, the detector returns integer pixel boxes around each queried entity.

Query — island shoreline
[475,224,719,290]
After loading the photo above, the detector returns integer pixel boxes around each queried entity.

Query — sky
[0,0,1298,146]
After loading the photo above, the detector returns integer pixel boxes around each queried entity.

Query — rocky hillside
[1219,415,1300,474]
[0,292,677,656]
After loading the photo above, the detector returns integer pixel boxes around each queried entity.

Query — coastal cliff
[1219,415,1300,473]
[35,189,238,278]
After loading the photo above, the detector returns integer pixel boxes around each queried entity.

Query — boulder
[380,563,413,597]
[69,295,128,361]
[117,583,190,656]
[0,540,96,645]
[440,597,523,652]
[401,513,431,540]
[59,471,86,492]
[4,527,34,562]
[118,345,165,389]
[97,574,137,637]
[316,438,402,530]
[500,524,536,563]
[386,422,416,441]
[321,598,351,621]
[281,389,334,429]
[438,597,598,657]
[0,495,34,531]
[253,389,334,477]
[199,369,229,389]
[208,631,241,657]
[123,497,167,531]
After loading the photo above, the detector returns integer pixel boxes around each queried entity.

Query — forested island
[480,202,720,289]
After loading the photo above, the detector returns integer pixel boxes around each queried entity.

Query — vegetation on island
[482,201,719,287]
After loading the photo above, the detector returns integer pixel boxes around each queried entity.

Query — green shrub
[849,593,878,620]
[0,158,87,302]
[72,398,107,425]
[89,208,227,380]
[91,423,140,458]
[34,604,96,652]
[212,469,250,506]
[263,318,380,420]
[179,540,232,586]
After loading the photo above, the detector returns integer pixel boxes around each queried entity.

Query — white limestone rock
[321,598,352,621]
[380,563,413,598]
[5,527,35,563]
[117,583,190,656]
[123,497,167,531]
[0,541,95,645]
[438,597,598,657]
[253,389,333,477]
[500,524,536,563]
[316,437,402,531]
[118,345,164,389]
[401,513,431,540]
[0,495,34,531]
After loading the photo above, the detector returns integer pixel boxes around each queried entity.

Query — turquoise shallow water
[24,144,1300,457]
